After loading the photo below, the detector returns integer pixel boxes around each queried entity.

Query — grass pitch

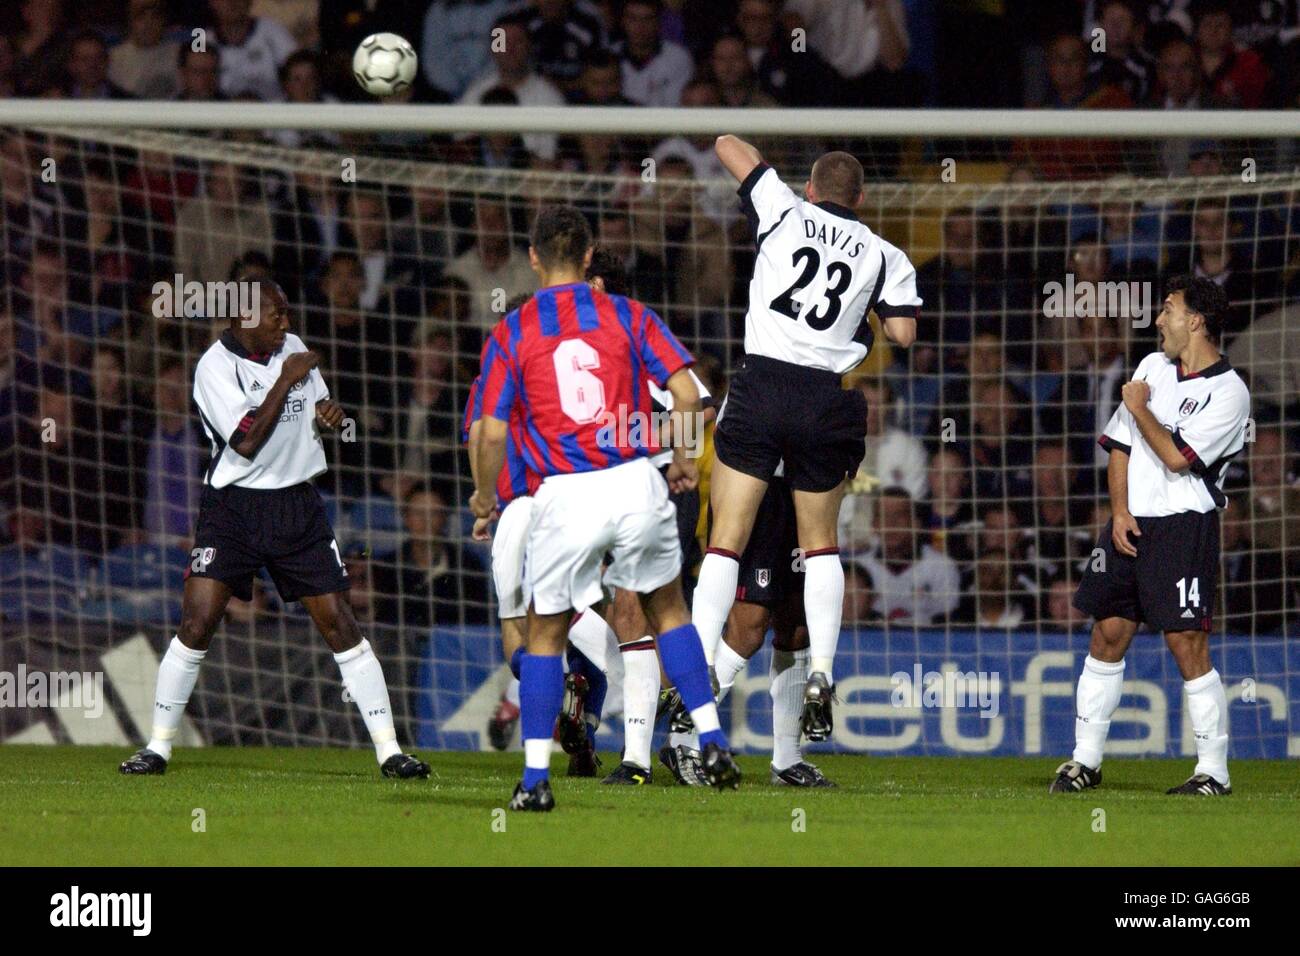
[1,746,1296,866]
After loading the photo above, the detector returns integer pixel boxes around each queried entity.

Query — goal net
[0,116,1296,760]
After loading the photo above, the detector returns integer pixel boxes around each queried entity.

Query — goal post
[0,106,1295,759]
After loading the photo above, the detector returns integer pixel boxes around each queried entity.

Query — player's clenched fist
[314,400,345,430]
[665,455,698,494]
[280,350,319,384]
[1121,379,1150,413]
[1111,509,1142,557]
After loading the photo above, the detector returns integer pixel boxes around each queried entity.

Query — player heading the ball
[693,134,921,743]
[470,205,741,811]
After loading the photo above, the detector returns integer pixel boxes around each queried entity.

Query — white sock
[504,676,520,707]
[1072,655,1125,770]
[1185,669,1230,787]
[566,609,612,673]
[620,640,659,770]
[524,737,552,772]
[146,636,206,761]
[771,648,808,771]
[803,553,844,678]
[693,550,739,665]
[334,639,402,764]
[714,640,748,694]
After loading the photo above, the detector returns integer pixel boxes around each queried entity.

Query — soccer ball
[352,33,418,98]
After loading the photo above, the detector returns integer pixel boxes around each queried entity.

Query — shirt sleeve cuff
[1097,434,1131,456]
[737,161,770,200]
[1171,429,1206,474]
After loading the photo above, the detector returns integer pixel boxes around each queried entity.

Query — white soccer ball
[352,32,418,98]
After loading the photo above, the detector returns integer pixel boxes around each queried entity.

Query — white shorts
[490,496,535,619]
[527,457,681,616]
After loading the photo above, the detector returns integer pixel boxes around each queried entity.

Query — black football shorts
[713,354,867,493]
[186,481,349,603]
[1073,510,1219,632]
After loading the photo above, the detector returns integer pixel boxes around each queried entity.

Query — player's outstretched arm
[231,350,318,459]
[715,134,764,183]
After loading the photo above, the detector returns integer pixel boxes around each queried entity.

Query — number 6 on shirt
[553,338,606,425]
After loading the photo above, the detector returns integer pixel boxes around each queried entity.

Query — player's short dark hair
[530,204,593,271]
[1166,274,1229,341]
[810,151,863,208]
[585,246,629,295]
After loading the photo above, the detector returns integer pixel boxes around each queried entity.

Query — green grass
[1,746,1296,866]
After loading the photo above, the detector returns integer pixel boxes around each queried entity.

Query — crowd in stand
[1,0,1299,637]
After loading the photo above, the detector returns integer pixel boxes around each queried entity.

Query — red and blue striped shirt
[463,328,537,506]
[476,282,693,480]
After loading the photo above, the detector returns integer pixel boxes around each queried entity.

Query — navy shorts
[1073,511,1218,632]
[187,482,349,603]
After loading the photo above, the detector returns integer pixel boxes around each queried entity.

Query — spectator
[109,0,182,99]
[1220,506,1286,634]
[1245,426,1300,571]
[968,380,1035,504]
[708,33,778,108]
[341,189,417,313]
[421,0,514,99]
[73,346,147,552]
[273,51,340,148]
[1177,197,1259,339]
[11,0,70,96]
[1043,574,1089,631]
[175,46,224,102]
[371,485,490,630]
[783,0,911,105]
[856,487,962,626]
[1087,0,1152,102]
[209,0,297,102]
[914,207,1002,354]
[616,0,695,106]
[459,87,535,169]
[1040,311,1128,473]
[459,19,566,161]
[500,0,607,91]
[0,34,15,98]
[383,323,469,501]
[842,562,882,627]
[650,80,737,228]
[1150,34,1205,174]
[840,376,928,554]
[923,445,974,554]
[303,250,413,493]
[953,549,1029,629]
[62,31,135,100]
[174,160,275,285]
[141,360,203,546]
[567,47,632,105]
[443,197,538,331]
[0,370,85,547]
[735,0,838,107]
[1194,0,1272,109]
[273,168,343,303]
[69,161,142,314]
[1028,441,1084,569]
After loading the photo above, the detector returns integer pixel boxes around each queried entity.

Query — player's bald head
[809,151,864,209]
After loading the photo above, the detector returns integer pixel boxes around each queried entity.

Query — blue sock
[520,653,564,789]
[509,646,525,681]
[657,623,726,749]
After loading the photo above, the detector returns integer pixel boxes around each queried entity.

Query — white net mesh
[0,124,1296,757]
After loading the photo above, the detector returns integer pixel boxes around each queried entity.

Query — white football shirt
[194,330,330,490]
[739,164,921,374]
[1099,351,1250,516]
